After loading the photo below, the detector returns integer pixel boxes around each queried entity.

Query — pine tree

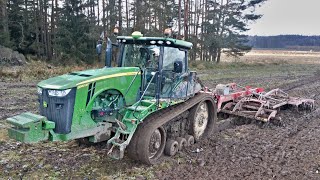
[1,0,268,64]
[0,0,10,46]
[7,0,25,49]
[55,0,96,64]
[202,0,266,62]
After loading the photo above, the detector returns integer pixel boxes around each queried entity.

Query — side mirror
[173,60,183,73]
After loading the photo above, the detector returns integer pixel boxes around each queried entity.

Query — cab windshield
[121,44,160,69]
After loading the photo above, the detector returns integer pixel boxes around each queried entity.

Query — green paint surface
[37,67,141,90]
[8,67,142,142]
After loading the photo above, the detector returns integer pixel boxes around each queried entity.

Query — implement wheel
[189,100,217,141]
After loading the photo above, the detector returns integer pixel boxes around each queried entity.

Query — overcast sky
[247,0,320,36]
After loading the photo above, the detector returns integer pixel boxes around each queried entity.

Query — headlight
[48,89,71,97]
[37,87,42,95]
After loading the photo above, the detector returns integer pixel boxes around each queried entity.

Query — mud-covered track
[127,93,215,164]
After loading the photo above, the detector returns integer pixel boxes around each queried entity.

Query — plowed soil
[0,62,320,179]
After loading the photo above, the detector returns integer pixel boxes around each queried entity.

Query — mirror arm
[180,72,189,78]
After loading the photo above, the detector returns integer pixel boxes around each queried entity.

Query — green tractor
[7,31,217,164]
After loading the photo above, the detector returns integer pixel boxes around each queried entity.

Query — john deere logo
[43,101,48,108]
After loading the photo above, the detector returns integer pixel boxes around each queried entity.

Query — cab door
[160,47,189,99]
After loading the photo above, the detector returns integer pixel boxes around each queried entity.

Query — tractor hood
[38,67,141,90]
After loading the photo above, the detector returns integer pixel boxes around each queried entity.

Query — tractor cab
[113,32,201,103]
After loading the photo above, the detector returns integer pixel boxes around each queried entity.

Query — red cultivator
[202,83,315,122]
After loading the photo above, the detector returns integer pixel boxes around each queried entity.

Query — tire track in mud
[157,108,320,180]
[155,74,320,179]
[0,82,38,121]
[278,75,320,92]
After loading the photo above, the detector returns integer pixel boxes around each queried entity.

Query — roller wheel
[176,137,187,150]
[164,140,179,156]
[188,100,217,141]
[185,135,195,146]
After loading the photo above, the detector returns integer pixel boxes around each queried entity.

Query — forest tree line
[0,0,265,65]
[249,35,320,50]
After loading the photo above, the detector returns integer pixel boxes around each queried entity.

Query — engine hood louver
[69,73,92,77]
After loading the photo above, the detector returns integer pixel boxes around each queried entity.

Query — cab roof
[116,36,193,49]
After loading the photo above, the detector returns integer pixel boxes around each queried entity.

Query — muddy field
[1,55,320,179]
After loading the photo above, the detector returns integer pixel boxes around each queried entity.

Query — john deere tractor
[7,31,217,164]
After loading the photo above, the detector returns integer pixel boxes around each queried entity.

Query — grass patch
[189,60,289,71]
[4,151,21,161]
[0,129,8,141]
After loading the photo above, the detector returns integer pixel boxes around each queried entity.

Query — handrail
[124,71,140,96]
[133,71,158,118]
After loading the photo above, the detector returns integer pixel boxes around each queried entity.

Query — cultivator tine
[231,98,247,112]
[287,97,315,111]
[221,98,278,122]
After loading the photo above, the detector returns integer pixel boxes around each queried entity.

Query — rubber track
[128,93,215,164]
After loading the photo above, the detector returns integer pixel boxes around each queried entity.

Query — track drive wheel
[189,100,217,141]
[164,140,179,156]
[133,126,167,165]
